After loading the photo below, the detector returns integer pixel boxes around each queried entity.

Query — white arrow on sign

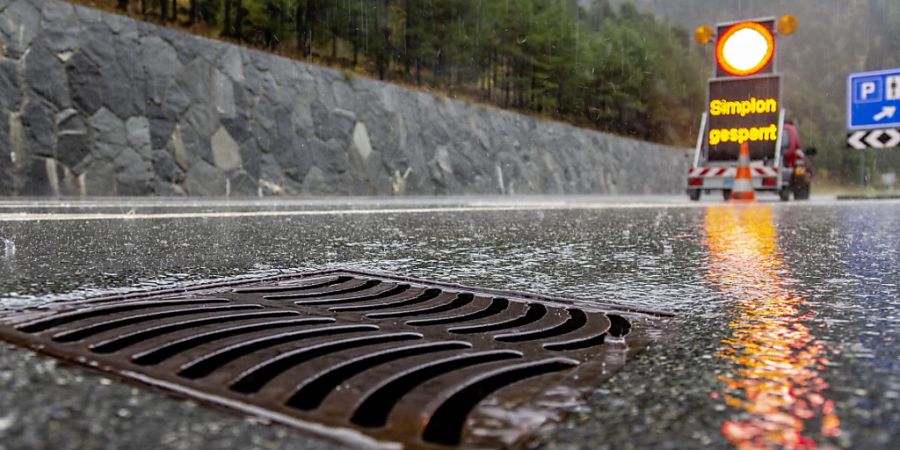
[873,106,897,121]
[883,128,900,148]
[848,131,867,149]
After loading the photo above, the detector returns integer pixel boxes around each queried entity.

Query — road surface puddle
[704,205,841,449]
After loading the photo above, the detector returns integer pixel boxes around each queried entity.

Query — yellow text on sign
[709,125,777,145]
[710,97,778,117]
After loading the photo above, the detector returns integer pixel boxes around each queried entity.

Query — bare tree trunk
[303,0,315,56]
[415,57,421,86]
[235,0,244,41]
[170,0,177,21]
[504,57,510,108]
[403,0,411,75]
[223,0,232,36]
[159,0,167,21]
[295,2,303,53]
[188,0,197,25]
[530,62,536,110]
[489,50,496,100]
[117,0,128,11]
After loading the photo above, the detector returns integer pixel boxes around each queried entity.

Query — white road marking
[0,197,889,222]
[0,203,699,222]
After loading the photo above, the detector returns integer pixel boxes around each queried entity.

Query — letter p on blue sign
[854,77,882,103]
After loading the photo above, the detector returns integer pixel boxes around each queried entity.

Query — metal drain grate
[0,269,671,449]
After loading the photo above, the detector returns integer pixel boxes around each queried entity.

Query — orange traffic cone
[730,141,756,202]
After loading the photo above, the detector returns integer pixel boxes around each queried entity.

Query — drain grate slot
[293,284,411,306]
[407,297,509,326]
[265,279,381,300]
[131,318,336,366]
[286,341,472,411]
[89,310,297,354]
[449,302,547,334]
[366,293,474,319]
[421,358,579,445]
[607,313,632,337]
[178,324,379,379]
[330,288,441,313]
[495,308,588,342]
[0,269,670,449]
[350,351,524,428]
[18,298,230,333]
[52,304,261,343]
[229,332,423,394]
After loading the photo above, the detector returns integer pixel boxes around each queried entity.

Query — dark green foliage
[121,0,708,145]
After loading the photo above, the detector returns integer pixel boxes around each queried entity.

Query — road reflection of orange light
[704,205,840,450]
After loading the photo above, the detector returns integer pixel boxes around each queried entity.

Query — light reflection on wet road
[0,197,896,449]
[705,205,840,449]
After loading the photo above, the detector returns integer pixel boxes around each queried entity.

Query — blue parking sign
[848,68,900,130]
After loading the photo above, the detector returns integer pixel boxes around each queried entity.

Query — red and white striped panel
[751,166,778,177]
[688,166,778,177]
[687,167,736,177]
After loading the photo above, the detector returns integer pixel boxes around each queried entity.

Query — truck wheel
[794,184,810,200]
[779,189,791,201]
[688,189,701,201]
[722,189,732,201]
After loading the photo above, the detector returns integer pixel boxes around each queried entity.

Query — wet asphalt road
[0,195,897,450]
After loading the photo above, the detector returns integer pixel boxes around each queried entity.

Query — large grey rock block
[140,36,181,77]
[55,108,89,169]
[0,0,40,58]
[20,100,55,157]
[126,116,152,159]
[24,41,70,108]
[89,107,127,146]
[114,147,152,195]
[2,0,688,197]
[185,159,226,196]
[40,0,78,53]
[210,126,241,172]
[152,149,183,183]
[20,156,56,195]
[0,58,21,110]
[66,51,103,115]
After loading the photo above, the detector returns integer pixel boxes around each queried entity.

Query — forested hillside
[617,0,900,182]
[76,0,707,146]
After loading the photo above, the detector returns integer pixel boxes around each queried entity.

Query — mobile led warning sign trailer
[687,16,800,201]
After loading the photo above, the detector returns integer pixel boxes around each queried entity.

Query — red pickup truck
[780,122,815,200]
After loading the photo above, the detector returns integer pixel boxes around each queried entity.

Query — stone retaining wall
[0,0,689,197]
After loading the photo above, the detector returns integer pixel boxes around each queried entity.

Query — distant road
[0,195,881,222]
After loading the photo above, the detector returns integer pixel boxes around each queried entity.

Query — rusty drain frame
[0,268,673,449]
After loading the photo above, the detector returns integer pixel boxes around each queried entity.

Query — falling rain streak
[703,206,841,449]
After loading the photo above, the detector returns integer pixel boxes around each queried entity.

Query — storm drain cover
[0,269,670,449]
